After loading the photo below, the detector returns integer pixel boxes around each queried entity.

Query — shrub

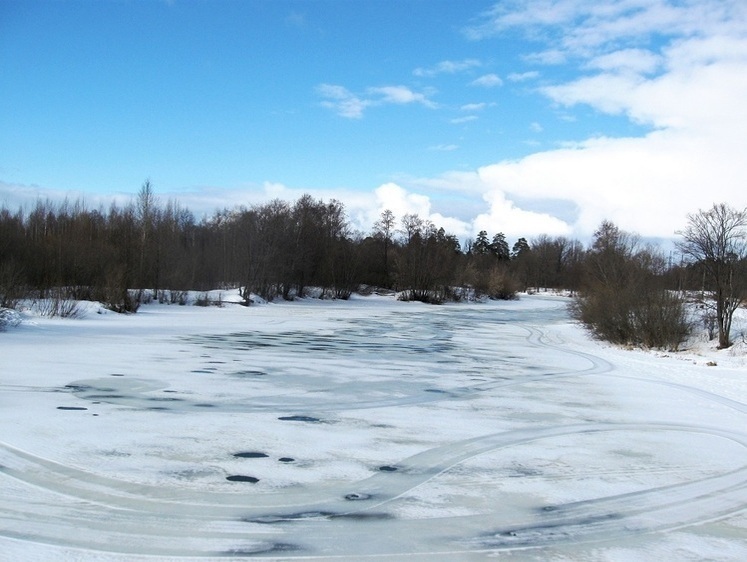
[31,287,82,319]
[0,308,22,331]
[572,276,691,350]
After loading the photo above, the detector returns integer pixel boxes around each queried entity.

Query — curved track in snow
[1,299,746,559]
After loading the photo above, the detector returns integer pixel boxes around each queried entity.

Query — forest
[1,182,745,349]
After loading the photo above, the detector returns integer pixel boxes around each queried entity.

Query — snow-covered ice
[1,293,746,560]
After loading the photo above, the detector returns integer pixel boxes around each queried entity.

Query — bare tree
[574,220,690,349]
[676,203,747,348]
[373,209,395,282]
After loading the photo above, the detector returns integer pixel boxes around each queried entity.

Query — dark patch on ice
[278,415,321,423]
[64,384,93,392]
[191,369,214,374]
[424,388,446,394]
[335,512,393,521]
[224,542,300,556]
[163,390,178,393]
[278,457,295,463]
[147,406,171,411]
[483,513,623,546]
[541,505,558,512]
[86,394,125,399]
[231,370,267,377]
[194,403,215,408]
[66,384,116,395]
[344,492,371,501]
[234,452,269,459]
[92,414,99,416]
[247,512,335,524]
[110,373,125,377]
[148,396,184,402]
[57,406,88,411]
[378,465,398,472]
[246,510,391,524]
[227,475,260,483]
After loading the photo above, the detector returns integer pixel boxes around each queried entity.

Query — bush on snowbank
[0,308,21,331]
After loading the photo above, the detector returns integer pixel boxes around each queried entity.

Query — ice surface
[1,294,746,560]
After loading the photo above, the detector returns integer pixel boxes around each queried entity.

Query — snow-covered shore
[1,293,746,560]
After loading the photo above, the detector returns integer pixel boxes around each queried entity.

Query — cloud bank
[313,0,747,242]
[459,0,747,240]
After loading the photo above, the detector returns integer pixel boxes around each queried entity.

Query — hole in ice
[234,452,269,459]
[278,457,295,463]
[194,403,215,408]
[231,370,267,377]
[336,512,394,521]
[278,415,320,423]
[227,475,260,483]
[247,511,334,524]
[344,492,371,501]
[378,465,398,472]
[225,543,299,555]
[64,384,93,392]
[110,373,125,377]
[57,406,88,411]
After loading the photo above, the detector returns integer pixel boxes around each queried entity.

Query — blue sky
[2,0,746,242]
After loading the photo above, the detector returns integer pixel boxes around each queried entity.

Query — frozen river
[1,294,746,560]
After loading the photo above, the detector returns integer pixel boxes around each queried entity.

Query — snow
[1,292,746,560]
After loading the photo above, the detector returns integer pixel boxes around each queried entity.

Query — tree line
[1,182,745,348]
[0,181,571,309]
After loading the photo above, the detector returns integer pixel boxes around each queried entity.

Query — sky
[1,0,746,244]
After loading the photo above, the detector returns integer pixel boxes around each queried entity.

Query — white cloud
[529,122,543,133]
[469,73,503,87]
[507,71,540,82]
[367,85,437,108]
[428,144,459,151]
[466,0,742,51]
[413,59,481,77]
[317,84,436,118]
[474,190,571,238]
[450,115,478,124]
[460,102,490,111]
[370,183,470,237]
[316,83,369,119]
[447,0,747,240]
[586,48,663,75]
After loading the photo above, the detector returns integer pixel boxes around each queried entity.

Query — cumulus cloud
[317,83,436,118]
[454,0,747,240]
[507,70,540,82]
[316,84,369,119]
[469,73,503,87]
[367,85,437,108]
[460,102,491,111]
[450,115,478,124]
[474,190,571,237]
[413,59,481,77]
